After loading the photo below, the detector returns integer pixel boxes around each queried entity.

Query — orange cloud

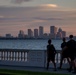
[40,4,58,8]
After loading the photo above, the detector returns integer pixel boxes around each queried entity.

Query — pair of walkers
[46,35,76,73]
[58,35,76,73]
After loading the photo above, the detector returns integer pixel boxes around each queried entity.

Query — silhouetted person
[58,38,71,69]
[61,38,67,49]
[58,38,68,69]
[66,35,76,72]
[46,39,57,71]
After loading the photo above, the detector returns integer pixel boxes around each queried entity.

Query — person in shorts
[46,39,57,71]
[66,35,76,72]
[58,37,70,69]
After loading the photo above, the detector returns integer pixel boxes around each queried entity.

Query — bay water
[0,39,62,50]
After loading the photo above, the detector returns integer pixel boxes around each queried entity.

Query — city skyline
[0,0,76,36]
[1,26,66,39]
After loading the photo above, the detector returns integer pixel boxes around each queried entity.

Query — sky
[0,0,76,37]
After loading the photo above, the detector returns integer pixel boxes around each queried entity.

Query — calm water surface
[0,39,62,50]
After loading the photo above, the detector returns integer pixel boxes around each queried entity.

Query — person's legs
[68,57,74,72]
[58,55,64,69]
[46,58,50,70]
[67,58,71,65]
[72,58,76,73]
[59,57,64,69]
[47,62,49,69]
[73,65,76,73]
[52,60,56,71]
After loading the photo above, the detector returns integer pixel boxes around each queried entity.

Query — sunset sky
[0,0,76,37]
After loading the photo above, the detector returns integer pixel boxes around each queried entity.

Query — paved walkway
[0,65,75,75]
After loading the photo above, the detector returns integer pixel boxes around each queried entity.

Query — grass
[0,69,71,75]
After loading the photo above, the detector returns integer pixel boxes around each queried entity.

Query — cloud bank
[34,17,62,21]
[0,6,76,36]
[11,0,32,4]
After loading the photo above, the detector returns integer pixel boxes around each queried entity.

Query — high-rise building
[62,31,66,38]
[56,32,62,39]
[18,30,25,38]
[39,26,44,38]
[50,26,57,34]
[50,26,57,38]
[58,28,62,32]
[57,28,66,38]
[28,29,33,38]
[34,29,38,38]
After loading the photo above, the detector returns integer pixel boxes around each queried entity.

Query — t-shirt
[61,42,67,49]
[66,39,76,53]
[47,44,56,55]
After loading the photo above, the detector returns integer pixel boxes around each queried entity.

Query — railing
[0,49,69,68]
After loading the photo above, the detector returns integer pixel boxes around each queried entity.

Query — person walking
[58,38,70,69]
[46,39,57,71]
[66,35,76,72]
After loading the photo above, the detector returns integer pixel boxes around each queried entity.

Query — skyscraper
[58,28,62,32]
[18,30,25,38]
[62,31,66,38]
[50,26,57,34]
[56,32,62,39]
[28,29,33,38]
[50,26,57,38]
[56,28,66,38]
[34,29,38,38]
[39,26,44,38]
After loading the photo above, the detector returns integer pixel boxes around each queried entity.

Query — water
[0,39,62,50]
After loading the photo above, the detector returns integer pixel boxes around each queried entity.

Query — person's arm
[47,45,48,54]
[52,45,57,54]
[62,46,68,53]
[61,43,63,49]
